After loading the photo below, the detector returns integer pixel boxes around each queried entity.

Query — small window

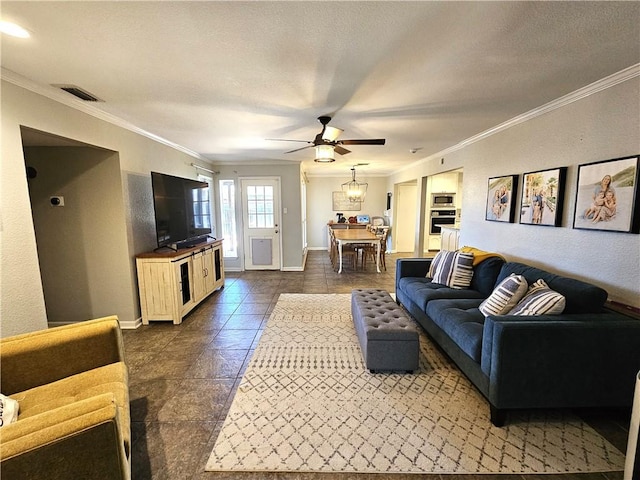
[219,179,238,257]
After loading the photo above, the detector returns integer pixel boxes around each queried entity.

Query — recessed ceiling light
[0,20,30,38]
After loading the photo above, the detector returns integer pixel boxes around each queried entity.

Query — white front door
[241,178,281,270]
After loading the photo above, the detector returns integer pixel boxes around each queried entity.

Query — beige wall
[386,77,640,307]
[25,146,131,324]
[212,163,304,271]
[305,176,388,250]
[1,80,215,336]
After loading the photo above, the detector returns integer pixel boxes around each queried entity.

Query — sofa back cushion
[496,262,608,314]
[470,256,506,297]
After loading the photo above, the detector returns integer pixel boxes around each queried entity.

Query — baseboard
[120,318,142,329]
[281,266,305,272]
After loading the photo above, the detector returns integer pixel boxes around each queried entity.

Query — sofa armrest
[481,313,640,409]
[0,393,129,480]
[395,258,432,286]
[1,316,125,395]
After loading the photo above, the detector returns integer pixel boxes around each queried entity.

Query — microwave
[431,193,455,207]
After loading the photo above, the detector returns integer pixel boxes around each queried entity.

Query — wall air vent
[53,84,103,102]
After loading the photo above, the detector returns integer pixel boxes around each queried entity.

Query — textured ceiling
[2,1,639,176]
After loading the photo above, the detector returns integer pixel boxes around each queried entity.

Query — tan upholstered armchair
[0,316,130,480]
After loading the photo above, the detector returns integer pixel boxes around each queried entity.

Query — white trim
[120,318,143,330]
[397,63,640,173]
[5,63,637,176]
[1,67,206,160]
[224,267,243,272]
[281,266,305,272]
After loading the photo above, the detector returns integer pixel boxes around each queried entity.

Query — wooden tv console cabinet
[136,238,224,325]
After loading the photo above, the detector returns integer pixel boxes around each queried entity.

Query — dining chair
[362,228,389,271]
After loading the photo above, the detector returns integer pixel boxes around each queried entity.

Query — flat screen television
[151,171,212,249]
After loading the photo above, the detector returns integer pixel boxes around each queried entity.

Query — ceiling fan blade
[334,145,351,155]
[284,145,314,154]
[266,139,311,143]
[339,139,386,145]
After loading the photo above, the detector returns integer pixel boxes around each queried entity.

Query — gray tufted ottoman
[351,289,419,373]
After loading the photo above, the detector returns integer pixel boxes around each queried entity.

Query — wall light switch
[283,207,288,214]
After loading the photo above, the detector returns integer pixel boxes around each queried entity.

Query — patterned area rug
[206,294,626,474]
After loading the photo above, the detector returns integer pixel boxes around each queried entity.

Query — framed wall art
[485,174,518,223]
[332,191,361,211]
[573,155,639,233]
[519,167,567,226]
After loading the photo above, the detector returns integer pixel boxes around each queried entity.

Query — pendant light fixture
[342,166,368,202]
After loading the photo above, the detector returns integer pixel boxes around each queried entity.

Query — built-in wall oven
[430,209,457,235]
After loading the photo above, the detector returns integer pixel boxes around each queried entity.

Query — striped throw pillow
[479,274,528,317]
[430,251,475,289]
[427,250,445,278]
[507,279,566,316]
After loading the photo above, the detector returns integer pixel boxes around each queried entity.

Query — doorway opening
[21,127,130,325]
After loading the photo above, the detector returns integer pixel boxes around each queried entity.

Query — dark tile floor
[123,251,630,480]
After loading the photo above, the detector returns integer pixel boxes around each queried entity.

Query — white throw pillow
[430,251,475,289]
[507,279,566,316]
[479,274,528,317]
[0,394,19,427]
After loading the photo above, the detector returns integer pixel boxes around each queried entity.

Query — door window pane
[247,185,274,229]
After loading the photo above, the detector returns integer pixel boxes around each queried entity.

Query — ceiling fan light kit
[314,144,335,163]
[342,167,368,202]
[269,116,386,162]
[321,125,343,142]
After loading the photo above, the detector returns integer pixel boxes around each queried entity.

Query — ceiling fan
[267,116,385,161]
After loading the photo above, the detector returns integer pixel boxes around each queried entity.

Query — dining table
[333,228,381,274]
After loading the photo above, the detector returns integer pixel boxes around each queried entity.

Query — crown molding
[1,68,206,160]
[4,63,637,174]
[400,63,640,173]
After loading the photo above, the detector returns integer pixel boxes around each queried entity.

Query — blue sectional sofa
[395,255,640,426]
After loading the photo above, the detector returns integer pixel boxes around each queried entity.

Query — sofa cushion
[479,274,528,317]
[496,262,607,314]
[425,298,486,362]
[10,362,130,454]
[430,251,475,289]
[398,277,486,311]
[469,256,507,297]
[508,279,566,316]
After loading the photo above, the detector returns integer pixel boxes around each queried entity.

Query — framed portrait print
[573,155,639,233]
[519,167,567,226]
[486,175,518,223]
